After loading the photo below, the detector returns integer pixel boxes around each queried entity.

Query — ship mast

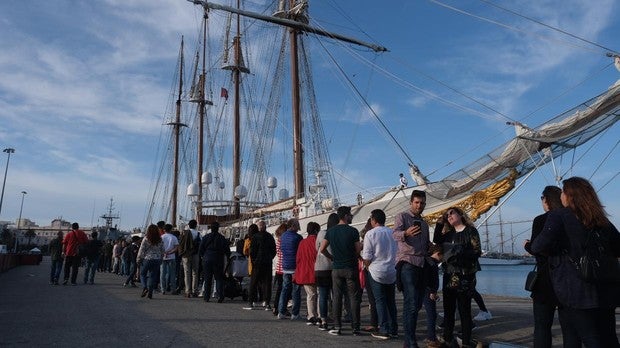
[100,197,120,230]
[288,0,304,200]
[167,38,187,227]
[188,1,387,53]
[197,13,207,221]
[221,0,251,217]
[189,0,387,206]
[232,0,242,216]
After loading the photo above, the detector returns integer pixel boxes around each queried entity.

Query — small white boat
[479,257,525,266]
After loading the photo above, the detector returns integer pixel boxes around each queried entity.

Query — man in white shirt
[362,209,398,340]
[160,223,179,295]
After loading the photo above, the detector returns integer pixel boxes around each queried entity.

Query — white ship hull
[479,257,525,266]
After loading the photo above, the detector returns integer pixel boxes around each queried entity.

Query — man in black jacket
[199,222,231,302]
[244,220,277,310]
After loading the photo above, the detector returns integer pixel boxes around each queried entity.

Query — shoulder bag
[524,264,538,291]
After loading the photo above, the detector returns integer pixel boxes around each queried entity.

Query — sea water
[475,264,534,298]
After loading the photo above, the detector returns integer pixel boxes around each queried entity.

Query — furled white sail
[433,80,620,200]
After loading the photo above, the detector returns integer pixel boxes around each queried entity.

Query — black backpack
[571,228,620,283]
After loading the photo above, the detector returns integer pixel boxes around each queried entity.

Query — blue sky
[0,0,618,249]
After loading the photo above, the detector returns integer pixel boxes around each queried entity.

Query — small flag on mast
[220,87,229,100]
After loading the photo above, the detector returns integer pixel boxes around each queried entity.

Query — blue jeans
[368,273,397,335]
[140,259,162,291]
[401,262,425,347]
[160,259,177,292]
[364,269,378,328]
[50,259,63,283]
[125,261,137,285]
[83,256,99,283]
[317,285,330,320]
[279,273,301,316]
[423,289,438,341]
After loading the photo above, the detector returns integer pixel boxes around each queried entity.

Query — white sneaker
[328,328,341,336]
[473,310,492,321]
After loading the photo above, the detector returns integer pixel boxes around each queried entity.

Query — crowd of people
[46,176,619,348]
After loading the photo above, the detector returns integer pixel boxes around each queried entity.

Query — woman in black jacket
[523,185,562,348]
[532,177,620,348]
[434,207,481,348]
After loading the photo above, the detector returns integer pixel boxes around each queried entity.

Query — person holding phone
[392,190,439,348]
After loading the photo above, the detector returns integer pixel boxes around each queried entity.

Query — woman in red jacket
[295,222,320,325]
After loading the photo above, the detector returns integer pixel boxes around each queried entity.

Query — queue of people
[47,176,619,347]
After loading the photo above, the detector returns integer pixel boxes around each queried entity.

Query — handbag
[524,265,538,291]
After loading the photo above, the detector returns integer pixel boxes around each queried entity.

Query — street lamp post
[0,147,16,218]
[15,191,27,253]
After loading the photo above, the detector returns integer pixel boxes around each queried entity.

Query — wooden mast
[189,0,386,218]
[170,37,185,227]
[197,12,207,221]
[232,0,241,217]
[288,0,304,200]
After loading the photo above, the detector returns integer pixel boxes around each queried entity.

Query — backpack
[179,231,201,257]
[571,228,620,284]
[191,233,201,254]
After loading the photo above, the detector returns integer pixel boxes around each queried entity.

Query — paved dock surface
[0,257,612,347]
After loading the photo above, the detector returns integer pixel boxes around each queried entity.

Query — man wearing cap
[320,206,362,336]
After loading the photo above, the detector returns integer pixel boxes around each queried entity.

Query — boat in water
[144,1,620,237]
[479,252,525,266]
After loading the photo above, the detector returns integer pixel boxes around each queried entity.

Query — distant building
[51,218,71,229]
[15,218,37,229]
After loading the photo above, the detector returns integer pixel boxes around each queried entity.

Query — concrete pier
[0,257,611,347]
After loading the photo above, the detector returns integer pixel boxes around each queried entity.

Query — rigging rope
[598,171,620,192]
[477,0,620,56]
[313,38,418,169]
[519,63,615,125]
[589,138,619,180]
[430,0,604,54]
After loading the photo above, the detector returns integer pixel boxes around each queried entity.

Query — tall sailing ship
[144,1,620,239]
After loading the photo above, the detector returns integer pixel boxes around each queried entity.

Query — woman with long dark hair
[137,224,164,299]
[434,207,481,348]
[524,185,562,348]
[532,177,620,347]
